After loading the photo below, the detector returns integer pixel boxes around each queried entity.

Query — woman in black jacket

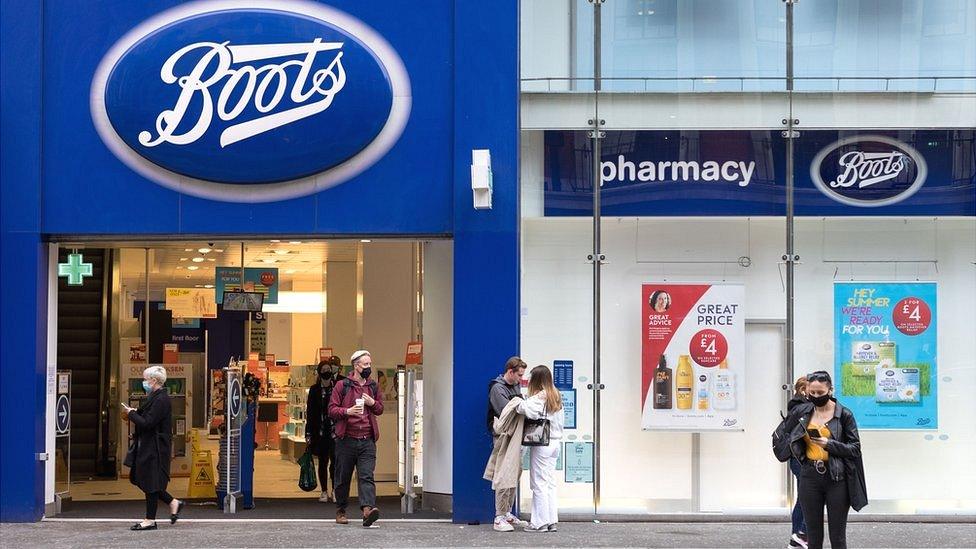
[785,371,867,549]
[306,357,344,502]
[122,365,184,530]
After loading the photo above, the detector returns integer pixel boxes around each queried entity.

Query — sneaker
[523,524,547,533]
[493,516,514,532]
[547,523,558,532]
[362,506,380,527]
[336,509,349,525]
[789,532,808,549]
[505,512,528,528]
[318,491,329,503]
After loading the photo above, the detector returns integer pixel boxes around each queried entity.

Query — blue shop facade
[1,0,517,522]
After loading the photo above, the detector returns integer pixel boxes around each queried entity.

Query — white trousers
[529,441,560,528]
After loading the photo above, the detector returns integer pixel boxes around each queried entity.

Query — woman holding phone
[122,365,184,530]
[783,371,867,549]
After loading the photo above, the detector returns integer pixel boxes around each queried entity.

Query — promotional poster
[641,284,745,431]
[834,282,938,429]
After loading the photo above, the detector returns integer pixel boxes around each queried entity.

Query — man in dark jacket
[487,356,526,532]
[328,350,383,527]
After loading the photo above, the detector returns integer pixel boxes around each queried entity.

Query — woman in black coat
[123,365,184,530]
[305,357,343,502]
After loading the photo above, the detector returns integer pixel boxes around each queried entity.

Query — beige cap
[350,350,371,364]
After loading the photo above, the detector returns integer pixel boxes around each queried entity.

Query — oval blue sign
[91,1,411,202]
[811,135,927,207]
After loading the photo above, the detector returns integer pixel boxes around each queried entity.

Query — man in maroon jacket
[328,349,383,526]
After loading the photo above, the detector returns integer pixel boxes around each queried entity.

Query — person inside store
[306,356,344,503]
[786,376,810,549]
[517,365,564,533]
[121,365,184,531]
[782,371,867,549]
[328,350,383,527]
[485,356,527,532]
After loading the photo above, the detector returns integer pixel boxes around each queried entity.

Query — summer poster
[641,284,745,431]
[834,282,937,429]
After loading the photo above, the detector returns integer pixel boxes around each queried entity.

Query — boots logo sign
[91,1,411,203]
[811,135,927,207]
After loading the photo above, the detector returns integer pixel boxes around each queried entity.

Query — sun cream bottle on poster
[697,374,710,410]
[653,354,673,410]
[712,359,736,411]
[675,355,694,410]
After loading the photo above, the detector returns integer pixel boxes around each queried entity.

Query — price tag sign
[689,328,728,367]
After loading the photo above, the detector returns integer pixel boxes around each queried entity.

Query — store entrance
[47,239,451,520]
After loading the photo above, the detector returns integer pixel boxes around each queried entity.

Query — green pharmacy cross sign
[58,253,93,286]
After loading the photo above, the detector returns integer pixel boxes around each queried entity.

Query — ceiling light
[214,249,224,253]
[206,258,216,262]
[285,269,297,274]
[185,275,191,279]
[261,259,277,264]
[194,284,203,288]
[204,284,214,289]
[179,257,189,261]
[192,257,205,263]
[289,241,302,245]
[270,240,281,243]
[187,265,200,271]
[176,266,183,270]
[184,248,193,252]
[274,249,290,255]
[360,239,372,243]
[198,248,211,254]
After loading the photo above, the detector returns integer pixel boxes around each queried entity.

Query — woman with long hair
[784,370,867,549]
[787,376,809,548]
[517,365,564,533]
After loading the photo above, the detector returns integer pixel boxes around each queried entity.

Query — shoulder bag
[522,400,551,446]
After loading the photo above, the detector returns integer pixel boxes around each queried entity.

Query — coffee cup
[355,398,365,408]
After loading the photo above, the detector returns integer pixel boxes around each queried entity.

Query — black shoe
[363,506,380,527]
[130,522,157,531]
[170,500,185,524]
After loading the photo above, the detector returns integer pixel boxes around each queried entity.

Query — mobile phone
[807,428,821,439]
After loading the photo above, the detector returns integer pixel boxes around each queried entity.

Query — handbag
[297,448,318,492]
[522,401,551,447]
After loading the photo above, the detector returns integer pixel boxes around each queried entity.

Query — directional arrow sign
[56,394,70,434]
[229,378,242,419]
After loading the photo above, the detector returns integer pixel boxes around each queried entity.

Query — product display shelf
[280,363,315,461]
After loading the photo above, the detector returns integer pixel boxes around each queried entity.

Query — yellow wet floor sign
[187,449,217,499]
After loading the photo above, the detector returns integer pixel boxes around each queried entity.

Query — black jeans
[317,437,336,492]
[145,490,173,520]
[799,463,850,549]
[334,437,377,511]
[789,458,808,535]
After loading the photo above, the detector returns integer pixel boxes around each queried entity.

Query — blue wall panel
[451,0,521,524]
[1,0,46,522]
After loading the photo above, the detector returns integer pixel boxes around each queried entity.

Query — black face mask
[808,393,831,407]
[360,367,372,380]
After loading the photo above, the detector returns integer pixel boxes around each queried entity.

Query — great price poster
[641,284,745,431]
[834,282,937,430]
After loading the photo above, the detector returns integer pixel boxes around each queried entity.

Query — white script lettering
[829,151,907,189]
[138,38,346,148]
